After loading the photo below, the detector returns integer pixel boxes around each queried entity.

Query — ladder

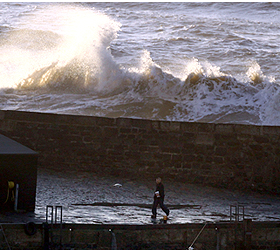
[230,204,245,222]
[230,204,245,250]
[45,205,63,249]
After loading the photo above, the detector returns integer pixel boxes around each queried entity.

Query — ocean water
[0,2,280,125]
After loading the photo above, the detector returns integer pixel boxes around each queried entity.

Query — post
[43,222,50,250]
[55,206,63,247]
[14,184,19,211]
[216,227,220,250]
[46,206,54,245]
[243,219,252,250]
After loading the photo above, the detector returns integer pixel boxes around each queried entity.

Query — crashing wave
[0,4,279,125]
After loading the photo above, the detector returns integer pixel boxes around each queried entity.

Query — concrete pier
[1,111,280,248]
[1,221,280,249]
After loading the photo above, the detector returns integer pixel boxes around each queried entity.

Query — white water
[1,2,280,125]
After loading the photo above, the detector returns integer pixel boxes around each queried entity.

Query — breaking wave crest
[0,4,280,125]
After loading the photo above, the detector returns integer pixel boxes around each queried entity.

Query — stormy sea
[0,2,280,125]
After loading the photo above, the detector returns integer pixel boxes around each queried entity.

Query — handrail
[188,223,207,250]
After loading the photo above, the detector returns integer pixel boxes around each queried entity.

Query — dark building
[0,134,38,212]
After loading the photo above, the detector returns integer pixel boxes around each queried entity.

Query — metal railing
[45,205,63,249]
[230,204,245,222]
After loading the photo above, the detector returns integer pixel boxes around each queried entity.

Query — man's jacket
[154,182,165,199]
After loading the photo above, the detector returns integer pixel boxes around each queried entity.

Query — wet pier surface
[1,168,280,224]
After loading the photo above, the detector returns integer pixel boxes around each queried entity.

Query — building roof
[0,134,37,155]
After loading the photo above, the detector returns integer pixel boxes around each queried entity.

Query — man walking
[151,177,170,219]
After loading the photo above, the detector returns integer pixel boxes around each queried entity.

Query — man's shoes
[166,210,170,216]
[151,215,156,219]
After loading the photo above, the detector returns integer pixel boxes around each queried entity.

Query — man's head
[156,177,161,184]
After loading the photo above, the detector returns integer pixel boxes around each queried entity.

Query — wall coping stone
[1,110,280,136]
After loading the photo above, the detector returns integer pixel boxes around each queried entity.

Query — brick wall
[0,110,279,193]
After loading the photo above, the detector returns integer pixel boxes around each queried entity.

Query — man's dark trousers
[152,197,169,217]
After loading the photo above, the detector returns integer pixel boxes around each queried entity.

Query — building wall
[0,155,37,212]
[0,110,279,193]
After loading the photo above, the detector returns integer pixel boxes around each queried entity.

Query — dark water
[0,2,280,125]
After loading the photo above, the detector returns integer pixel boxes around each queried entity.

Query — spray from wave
[0,5,124,92]
[0,4,279,125]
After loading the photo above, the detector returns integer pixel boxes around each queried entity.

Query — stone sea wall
[0,110,279,193]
